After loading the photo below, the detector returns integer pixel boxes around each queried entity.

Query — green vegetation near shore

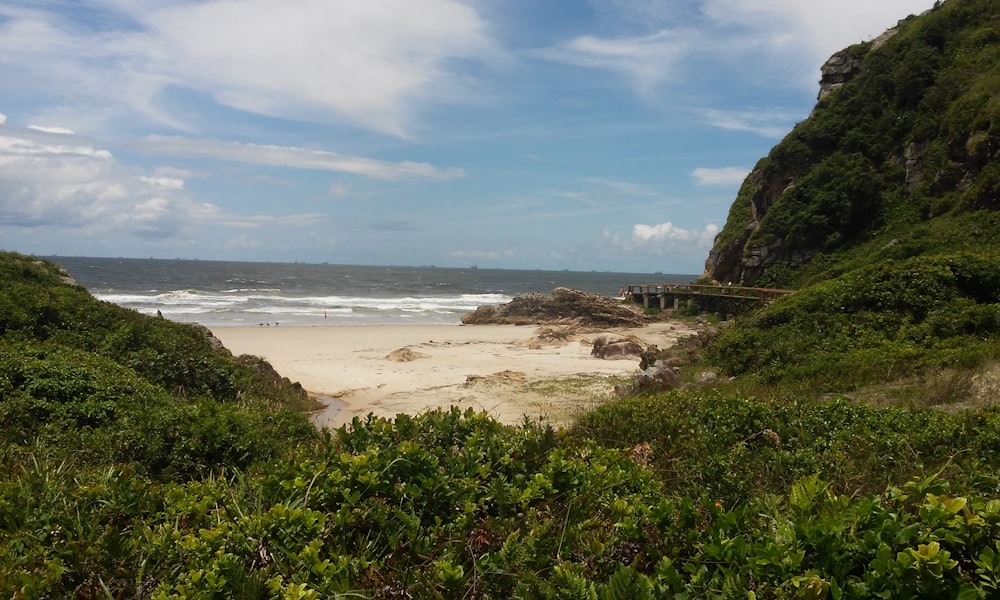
[708,253,1000,390]
[3,250,1000,596]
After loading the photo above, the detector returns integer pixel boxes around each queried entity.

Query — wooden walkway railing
[626,283,794,311]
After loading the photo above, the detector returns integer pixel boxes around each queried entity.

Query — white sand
[211,322,696,429]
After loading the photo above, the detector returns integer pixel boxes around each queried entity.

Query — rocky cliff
[705,0,999,288]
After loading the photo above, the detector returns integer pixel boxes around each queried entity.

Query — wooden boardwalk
[626,283,794,312]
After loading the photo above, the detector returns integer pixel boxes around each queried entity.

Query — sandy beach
[211,321,696,429]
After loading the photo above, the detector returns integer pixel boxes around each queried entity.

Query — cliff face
[705,0,999,288]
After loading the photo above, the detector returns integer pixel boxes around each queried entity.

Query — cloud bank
[0,128,320,239]
[632,222,719,245]
[0,0,497,137]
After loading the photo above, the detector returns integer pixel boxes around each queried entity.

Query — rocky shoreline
[461,287,647,328]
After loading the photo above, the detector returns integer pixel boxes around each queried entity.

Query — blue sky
[0,0,936,274]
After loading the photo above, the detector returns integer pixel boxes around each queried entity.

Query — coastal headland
[211,320,696,429]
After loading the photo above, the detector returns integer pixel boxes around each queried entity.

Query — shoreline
[211,321,696,429]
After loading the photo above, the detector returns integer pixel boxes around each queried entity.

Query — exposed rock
[905,141,926,191]
[818,50,864,101]
[590,334,644,360]
[817,25,899,101]
[703,167,796,286]
[386,347,429,362]
[462,287,647,327]
[190,323,228,353]
[638,344,660,370]
[236,354,309,401]
[632,360,681,392]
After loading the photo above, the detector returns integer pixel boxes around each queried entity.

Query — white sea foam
[58,256,693,328]
[93,289,513,326]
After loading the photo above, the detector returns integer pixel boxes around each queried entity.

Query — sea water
[50,256,696,327]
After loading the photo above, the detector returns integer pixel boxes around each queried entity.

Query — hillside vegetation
[0,252,318,478]
[706,0,999,289]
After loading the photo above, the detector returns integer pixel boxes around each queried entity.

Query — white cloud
[696,108,795,138]
[0,131,113,160]
[701,0,936,65]
[632,222,718,246]
[27,125,76,135]
[0,0,498,137]
[537,32,689,97]
[0,127,318,239]
[136,175,185,189]
[140,135,464,181]
[692,166,749,186]
[539,29,698,94]
[0,112,6,125]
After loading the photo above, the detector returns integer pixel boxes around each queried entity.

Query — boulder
[632,360,681,391]
[462,287,646,327]
[591,334,644,360]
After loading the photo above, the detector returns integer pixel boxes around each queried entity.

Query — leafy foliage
[707,253,1000,387]
[575,390,1000,503]
[0,252,317,478]
[4,407,1000,597]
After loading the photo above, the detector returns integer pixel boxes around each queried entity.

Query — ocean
[50,256,696,327]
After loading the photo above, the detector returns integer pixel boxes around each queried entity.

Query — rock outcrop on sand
[386,347,429,362]
[461,287,647,327]
[590,334,644,360]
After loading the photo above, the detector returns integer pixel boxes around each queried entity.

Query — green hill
[706,0,998,290]
[0,251,318,478]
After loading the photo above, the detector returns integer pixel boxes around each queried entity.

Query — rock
[905,141,926,190]
[632,360,680,391]
[590,334,644,360]
[638,344,660,370]
[462,287,647,327]
[818,50,864,101]
[386,347,428,362]
[190,323,228,353]
[696,371,718,385]
[236,354,309,402]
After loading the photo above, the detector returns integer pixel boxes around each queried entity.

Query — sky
[0,0,937,274]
